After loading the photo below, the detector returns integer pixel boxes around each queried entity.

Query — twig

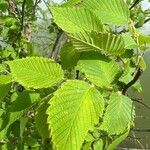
[133,128,150,132]
[131,131,145,149]
[129,0,141,10]
[128,135,142,140]
[76,70,80,79]
[122,68,143,95]
[132,98,150,110]
[144,17,150,24]
[31,0,41,17]
[43,0,51,13]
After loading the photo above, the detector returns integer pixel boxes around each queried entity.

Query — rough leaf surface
[51,7,104,33]
[69,32,125,56]
[83,0,129,25]
[7,57,64,89]
[101,93,134,135]
[77,52,121,88]
[47,80,105,150]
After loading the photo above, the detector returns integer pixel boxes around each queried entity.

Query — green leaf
[135,11,146,28]
[77,52,121,88]
[138,33,150,48]
[122,32,137,49]
[6,57,64,89]
[62,0,82,7]
[0,75,12,84]
[83,0,129,25]
[24,137,40,147]
[69,32,125,56]
[0,75,12,102]
[0,64,3,72]
[93,139,103,150]
[81,132,95,150]
[0,0,8,12]
[20,117,28,139]
[0,91,40,139]
[139,58,147,71]
[119,63,142,92]
[101,93,134,135]
[82,142,91,150]
[51,7,104,33]
[47,80,105,150]
[107,131,129,150]
[60,42,80,70]
[35,98,50,139]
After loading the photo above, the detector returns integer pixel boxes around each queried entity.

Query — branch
[144,17,150,24]
[133,128,150,132]
[122,68,143,95]
[43,0,51,13]
[132,98,150,110]
[31,0,41,17]
[131,132,145,149]
[129,0,141,10]
[50,30,67,60]
[20,0,26,31]
[13,0,21,19]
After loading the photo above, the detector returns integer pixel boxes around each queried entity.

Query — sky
[142,0,150,10]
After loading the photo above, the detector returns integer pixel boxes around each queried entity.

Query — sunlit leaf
[101,93,134,135]
[7,57,64,89]
[51,7,104,33]
[47,80,105,150]
[77,52,121,88]
[69,32,125,56]
[83,0,129,25]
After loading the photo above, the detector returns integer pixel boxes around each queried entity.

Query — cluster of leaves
[1,0,150,149]
[0,0,41,62]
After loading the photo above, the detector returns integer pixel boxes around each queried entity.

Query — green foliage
[83,0,130,25]
[0,75,12,102]
[62,0,82,7]
[47,80,104,150]
[0,91,40,139]
[69,32,125,56]
[7,57,64,89]
[60,42,80,69]
[122,32,137,49]
[77,52,121,88]
[0,0,150,149]
[107,131,129,150]
[101,93,134,135]
[93,139,103,150]
[51,7,104,33]
[138,33,150,48]
[35,98,50,139]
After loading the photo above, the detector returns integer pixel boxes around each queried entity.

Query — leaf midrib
[63,86,94,149]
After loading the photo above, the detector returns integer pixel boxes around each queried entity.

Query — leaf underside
[69,32,125,56]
